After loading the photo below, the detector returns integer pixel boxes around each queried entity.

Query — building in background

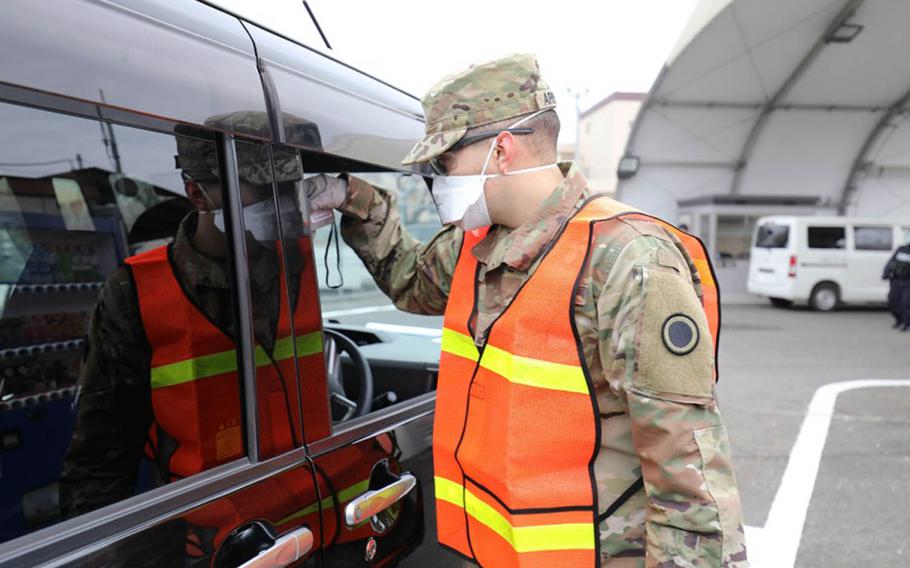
[557,143,575,164]
[575,92,645,195]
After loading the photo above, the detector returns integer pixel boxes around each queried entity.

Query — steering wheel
[323,329,374,422]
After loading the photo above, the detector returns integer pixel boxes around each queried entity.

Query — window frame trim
[307,392,436,459]
[219,133,262,461]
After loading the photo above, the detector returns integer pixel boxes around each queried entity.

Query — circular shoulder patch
[661,314,700,356]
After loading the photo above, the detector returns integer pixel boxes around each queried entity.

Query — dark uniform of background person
[58,112,313,563]
[884,238,910,331]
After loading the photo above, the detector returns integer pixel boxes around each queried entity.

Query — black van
[0,1,445,566]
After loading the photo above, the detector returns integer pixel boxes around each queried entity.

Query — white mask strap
[479,108,551,175]
[197,183,219,213]
[502,162,558,176]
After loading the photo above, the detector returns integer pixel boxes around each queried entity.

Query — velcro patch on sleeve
[634,267,714,399]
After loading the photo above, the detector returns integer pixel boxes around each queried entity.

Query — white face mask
[430,109,558,231]
[204,188,301,242]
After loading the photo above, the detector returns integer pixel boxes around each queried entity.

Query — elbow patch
[634,266,714,400]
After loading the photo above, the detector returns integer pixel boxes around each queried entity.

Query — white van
[747,216,910,311]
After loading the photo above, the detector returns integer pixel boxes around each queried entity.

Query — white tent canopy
[618,0,910,223]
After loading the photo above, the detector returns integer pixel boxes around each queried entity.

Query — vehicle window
[227,141,324,457]
[308,171,441,434]
[853,226,893,252]
[755,223,790,248]
[0,102,247,543]
[807,226,846,250]
[239,143,330,447]
[901,227,910,245]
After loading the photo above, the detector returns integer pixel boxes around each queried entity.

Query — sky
[212,0,700,143]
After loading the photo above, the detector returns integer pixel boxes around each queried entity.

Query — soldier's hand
[305,174,348,211]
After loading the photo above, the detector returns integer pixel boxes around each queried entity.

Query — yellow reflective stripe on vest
[256,331,324,367]
[440,328,587,395]
[435,477,595,553]
[276,477,370,526]
[435,475,466,508]
[441,327,480,361]
[150,331,324,389]
[480,343,588,395]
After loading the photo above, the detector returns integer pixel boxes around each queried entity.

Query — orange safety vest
[125,239,329,481]
[433,196,719,567]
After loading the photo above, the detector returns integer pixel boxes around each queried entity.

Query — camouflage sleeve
[59,267,153,518]
[598,233,748,567]
[338,175,461,315]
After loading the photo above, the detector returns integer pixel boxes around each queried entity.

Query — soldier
[309,54,748,566]
[883,237,910,331]
[60,112,328,565]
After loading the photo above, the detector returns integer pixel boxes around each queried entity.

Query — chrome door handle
[238,527,314,568]
[345,473,417,527]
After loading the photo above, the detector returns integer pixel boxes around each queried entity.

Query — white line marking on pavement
[365,322,442,337]
[745,379,910,568]
[322,304,398,318]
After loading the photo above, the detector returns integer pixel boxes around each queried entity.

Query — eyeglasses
[428,127,534,176]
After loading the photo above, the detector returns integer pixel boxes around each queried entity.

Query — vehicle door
[279,160,440,567]
[241,15,441,564]
[0,94,336,568]
[847,225,894,302]
[802,224,847,301]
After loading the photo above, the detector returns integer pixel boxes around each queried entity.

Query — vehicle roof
[202,0,422,105]
[0,0,425,172]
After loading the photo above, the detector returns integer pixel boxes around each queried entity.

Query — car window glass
[853,226,893,251]
[234,143,330,449]
[755,223,789,248]
[807,226,846,250]
[0,102,247,543]
[306,171,441,435]
[227,141,312,459]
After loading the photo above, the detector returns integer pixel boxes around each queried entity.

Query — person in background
[884,236,910,331]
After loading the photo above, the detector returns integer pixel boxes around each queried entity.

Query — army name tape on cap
[661,313,699,356]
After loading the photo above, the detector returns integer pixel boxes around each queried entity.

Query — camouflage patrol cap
[176,111,322,184]
[401,53,557,166]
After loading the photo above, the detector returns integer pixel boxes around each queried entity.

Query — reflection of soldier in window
[60,111,327,521]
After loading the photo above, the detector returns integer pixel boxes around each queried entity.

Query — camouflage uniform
[338,54,747,566]
[60,111,304,517]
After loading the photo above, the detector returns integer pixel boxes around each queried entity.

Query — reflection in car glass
[0,103,247,543]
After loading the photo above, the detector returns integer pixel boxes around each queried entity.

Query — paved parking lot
[339,299,910,567]
[720,303,910,567]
